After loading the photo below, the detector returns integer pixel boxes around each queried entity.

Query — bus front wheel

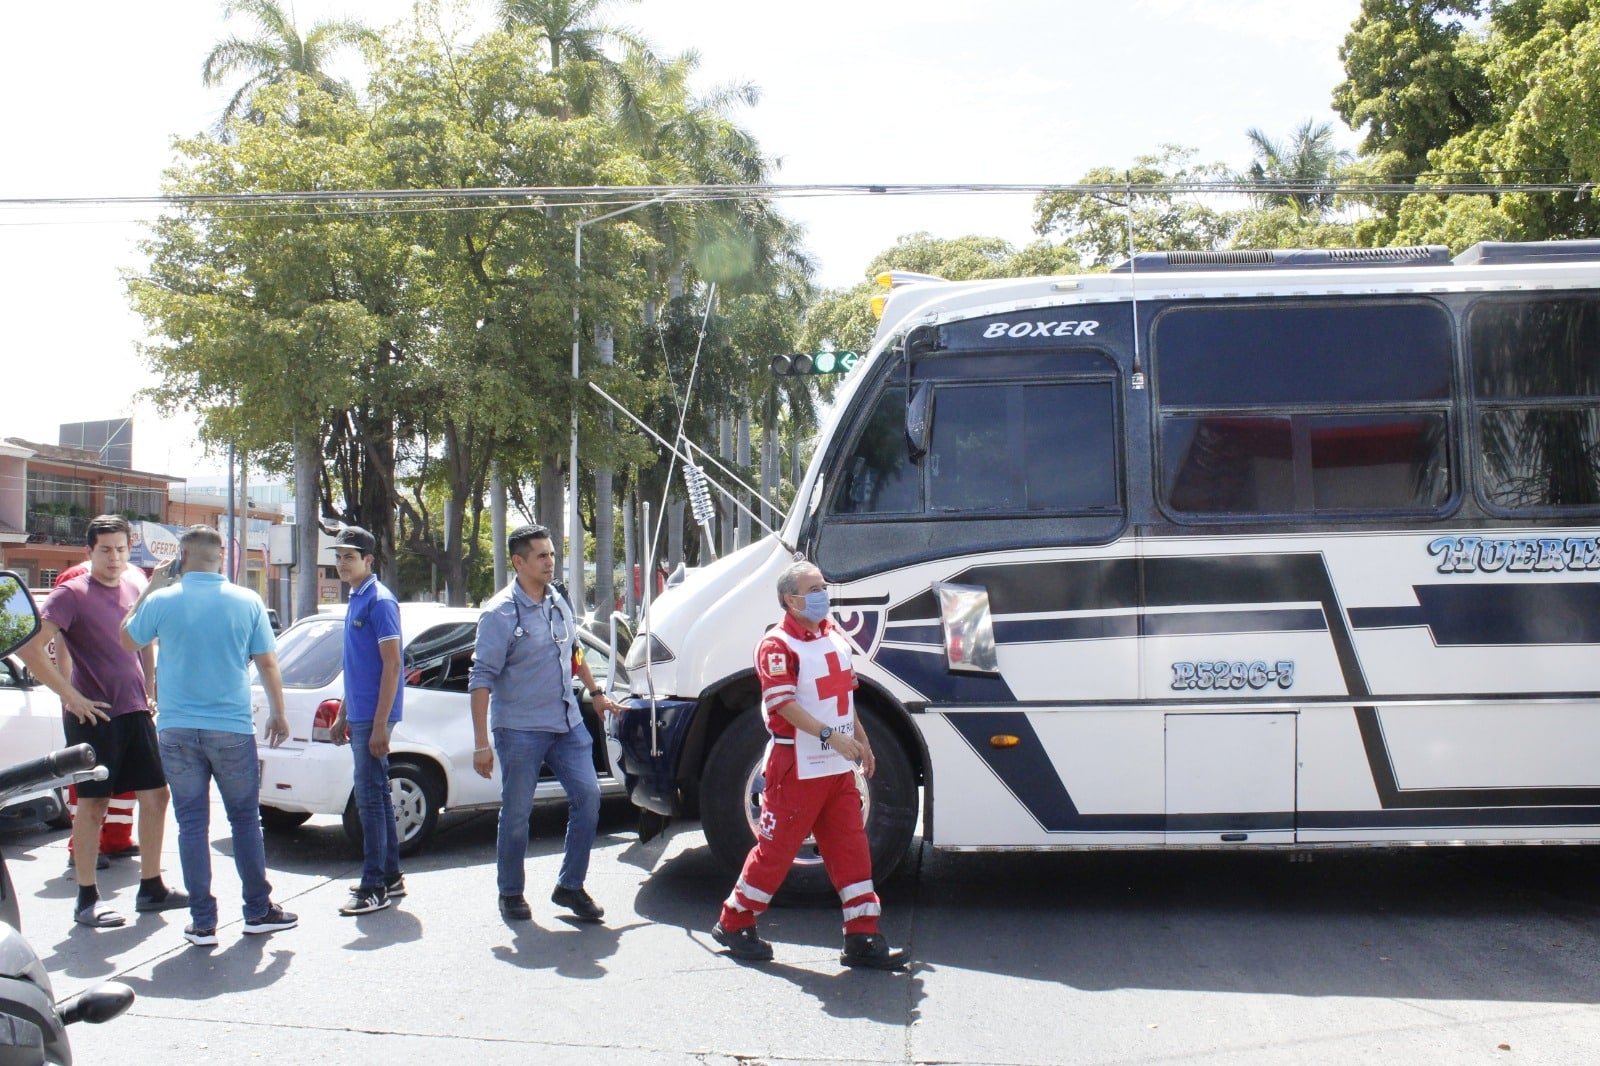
[699,704,917,902]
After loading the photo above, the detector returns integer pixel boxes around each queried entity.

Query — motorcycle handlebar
[0,743,97,800]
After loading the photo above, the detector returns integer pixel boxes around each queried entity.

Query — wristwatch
[818,726,834,748]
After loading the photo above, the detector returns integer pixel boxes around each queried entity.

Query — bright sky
[0,0,1360,478]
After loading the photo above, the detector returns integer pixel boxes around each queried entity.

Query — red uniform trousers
[719,744,881,935]
[66,787,137,855]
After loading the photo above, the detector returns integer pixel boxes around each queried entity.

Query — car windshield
[401,621,627,693]
[404,622,479,692]
[265,618,346,688]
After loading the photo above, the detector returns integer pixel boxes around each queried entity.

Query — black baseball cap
[333,526,376,555]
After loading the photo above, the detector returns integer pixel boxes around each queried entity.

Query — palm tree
[497,0,645,70]
[202,0,375,618]
[202,0,376,129]
[1242,118,1353,219]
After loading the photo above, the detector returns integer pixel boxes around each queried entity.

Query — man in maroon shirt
[18,515,185,927]
[51,560,142,865]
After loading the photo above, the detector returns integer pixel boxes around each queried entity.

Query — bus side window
[832,386,919,515]
[1155,301,1454,520]
[1471,294,1600,514]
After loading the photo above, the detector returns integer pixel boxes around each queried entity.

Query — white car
[252,604,626,854]
[0,654,72,829]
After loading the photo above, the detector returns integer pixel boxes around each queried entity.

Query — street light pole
[569,193,677,610]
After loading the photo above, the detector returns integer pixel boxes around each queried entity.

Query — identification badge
[795,717,854,779]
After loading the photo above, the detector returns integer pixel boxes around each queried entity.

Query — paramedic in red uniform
[712,561,908,970]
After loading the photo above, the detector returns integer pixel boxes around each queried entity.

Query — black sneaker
[551,885,603,922]
[346,874,405,899]
[498,894,532,921]
[712,922,773,962]
[338,886,390,916]
[840,932,908,971]
[183,924,218,947]
[242,904,298,935]
[135,886,191,913]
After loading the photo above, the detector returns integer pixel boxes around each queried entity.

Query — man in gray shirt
[470,524,614,922]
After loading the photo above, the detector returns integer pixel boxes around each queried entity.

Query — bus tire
[700,704,917,902]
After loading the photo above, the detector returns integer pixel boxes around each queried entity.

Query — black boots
[712,921,775,961]
[841,933,908,971]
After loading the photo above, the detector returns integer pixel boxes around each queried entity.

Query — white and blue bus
[615,239,1600,895]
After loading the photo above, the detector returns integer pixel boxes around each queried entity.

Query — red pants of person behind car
[66,787,136,855]
[718,744,881,934]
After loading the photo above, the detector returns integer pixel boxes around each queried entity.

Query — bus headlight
[623,634,675,672]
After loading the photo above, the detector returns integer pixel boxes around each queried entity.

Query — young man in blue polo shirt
[330,526,406,915]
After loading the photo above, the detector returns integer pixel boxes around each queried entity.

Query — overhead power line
[1,177,1597,213]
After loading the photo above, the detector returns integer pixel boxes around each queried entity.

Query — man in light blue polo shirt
[121,524,297,947]
[470,524,613,923]
[328,525,405,916]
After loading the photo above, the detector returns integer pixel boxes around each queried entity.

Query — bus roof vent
[1454,239,1600,266]
[1326,245,1449,264]
[1110,246,1451,273]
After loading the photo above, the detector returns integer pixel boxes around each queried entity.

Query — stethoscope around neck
[512,593,569,645]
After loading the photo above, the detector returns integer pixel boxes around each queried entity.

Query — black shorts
[62,712,166,797]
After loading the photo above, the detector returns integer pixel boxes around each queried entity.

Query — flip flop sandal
[74,905,126,929]
[136,889,190,913]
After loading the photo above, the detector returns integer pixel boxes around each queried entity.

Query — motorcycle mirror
[59,982,135,1026]
[0,571,41,658]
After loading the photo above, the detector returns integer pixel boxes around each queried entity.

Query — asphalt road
[5,797,1600,1066]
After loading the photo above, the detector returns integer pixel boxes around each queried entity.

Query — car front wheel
[342,759,442,857]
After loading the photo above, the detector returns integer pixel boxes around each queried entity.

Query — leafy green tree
[1354,0,1600,247]
[0,575,37,655]
[1230,207,1360,250]
[129,84,406,483]
[202,0,377,129]
[861,232,1078,281]
[802,284,878,359]
[803,234,1080,364]
[1033,146,1238,267]
[367,20,654,602]
[199,0,380,610]
[1332,0,1490,185]
[142,0,815,611]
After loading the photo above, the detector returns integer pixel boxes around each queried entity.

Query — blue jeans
[348,720,400,889]
[158,728,272,930]
[494,724,601,897]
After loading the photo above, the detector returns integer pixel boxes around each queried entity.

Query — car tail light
[312,699,342,743]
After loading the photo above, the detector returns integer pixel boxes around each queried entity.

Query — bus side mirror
[906,381,933,460]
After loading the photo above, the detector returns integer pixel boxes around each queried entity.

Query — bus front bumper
[614,697,699,817]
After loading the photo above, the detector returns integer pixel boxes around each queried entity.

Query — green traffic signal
[770,350,859,376]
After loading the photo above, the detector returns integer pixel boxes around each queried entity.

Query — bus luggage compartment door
[1164,712,1296,845]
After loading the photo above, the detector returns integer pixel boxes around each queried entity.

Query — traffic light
[770,350,860,376]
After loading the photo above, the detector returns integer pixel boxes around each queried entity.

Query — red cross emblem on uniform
[814,650,854,717]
